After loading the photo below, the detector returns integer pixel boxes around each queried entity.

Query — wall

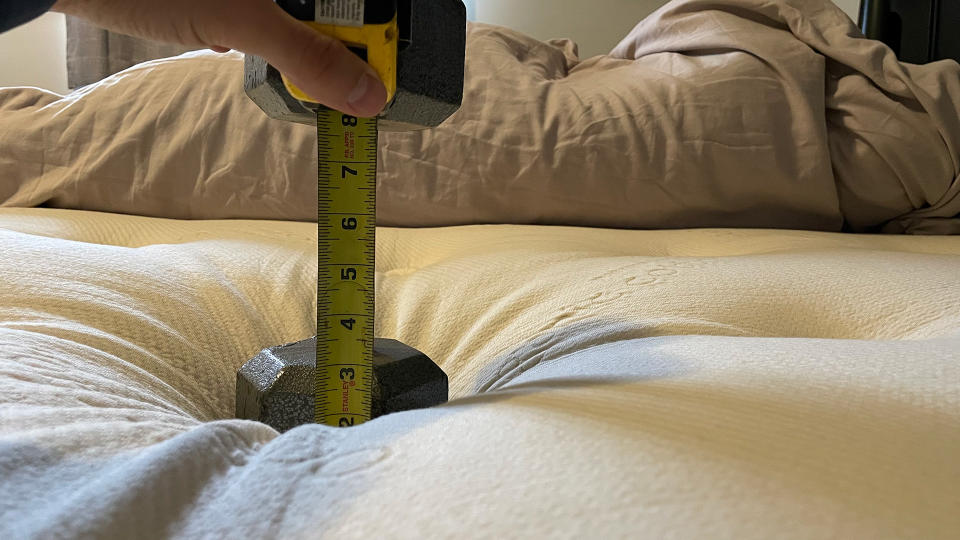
[473,0,666,57]
[0,2,863,92]
[834,0,862,23]
[0,12,68,93]
[474,0,863,58]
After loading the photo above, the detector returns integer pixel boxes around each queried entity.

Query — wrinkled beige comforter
[1,0,958,233]
[381,0,960,233]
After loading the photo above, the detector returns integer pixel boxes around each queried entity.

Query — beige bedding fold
[379,0,960,233]
[0,0,958,233]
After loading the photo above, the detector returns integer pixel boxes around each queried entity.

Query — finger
[216,1,387,117]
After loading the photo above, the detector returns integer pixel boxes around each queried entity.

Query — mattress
[1,207,959,538]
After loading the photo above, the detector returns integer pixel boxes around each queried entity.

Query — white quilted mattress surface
[1,207,959,539]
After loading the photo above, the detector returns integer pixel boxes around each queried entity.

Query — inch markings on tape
[316,0,365,27]
[316,107,376,427]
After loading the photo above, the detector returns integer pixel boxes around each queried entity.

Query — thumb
[222,1,388,117]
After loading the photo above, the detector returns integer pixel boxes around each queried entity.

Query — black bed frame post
[858,0,890,40]
[857,0,958,64]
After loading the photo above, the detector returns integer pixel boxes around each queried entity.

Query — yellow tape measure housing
[282,17,399,105]
[315,109,377,427]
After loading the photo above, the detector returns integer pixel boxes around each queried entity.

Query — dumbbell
[237,337,448,432]
[238,0,465,430]
[243,0,466,130]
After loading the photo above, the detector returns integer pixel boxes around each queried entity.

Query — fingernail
[347,70,387,116]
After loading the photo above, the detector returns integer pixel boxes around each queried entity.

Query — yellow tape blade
[315,108,376,427]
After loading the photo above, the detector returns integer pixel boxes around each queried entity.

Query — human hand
[51,0,388,117]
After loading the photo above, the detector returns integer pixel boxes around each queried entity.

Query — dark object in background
[858,0,959,64]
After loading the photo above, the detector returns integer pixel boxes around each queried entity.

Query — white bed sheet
[1,208,958,538]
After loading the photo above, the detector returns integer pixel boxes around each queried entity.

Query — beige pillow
[1,9,958,233]
[0,49,317,221]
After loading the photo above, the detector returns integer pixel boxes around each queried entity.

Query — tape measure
[314,109,377,427]
[277,0,400,427]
